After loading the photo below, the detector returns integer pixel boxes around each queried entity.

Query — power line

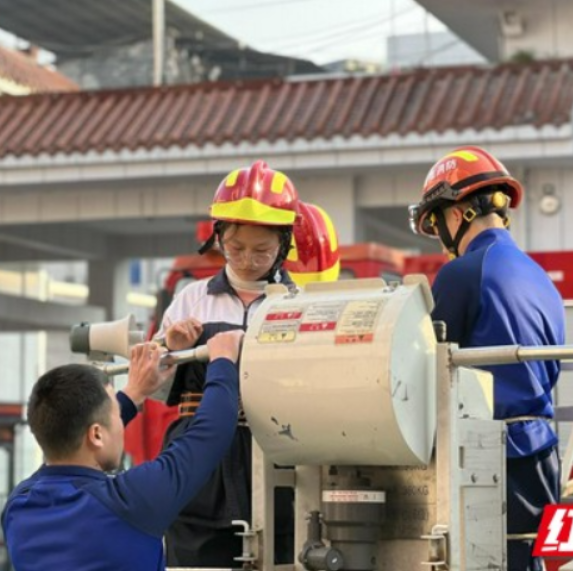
[414,39,467,65]
[287,27,389,59]
[258,12,389,49]
[203,0,315,14]
[270,5,420,55]
[195,1,420,51]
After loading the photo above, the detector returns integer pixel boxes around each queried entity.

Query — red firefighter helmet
[211,160,299,226]
[284,202,340,285]
[409,146,524,237]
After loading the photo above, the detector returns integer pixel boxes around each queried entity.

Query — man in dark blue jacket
[409,146,565,571]
[2,330,243,571]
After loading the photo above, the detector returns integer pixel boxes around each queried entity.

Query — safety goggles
[408,182,461,237]
[408,204,439,237]
[221,245,280,268]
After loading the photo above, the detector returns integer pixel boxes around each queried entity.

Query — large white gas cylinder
[240,275,437,466]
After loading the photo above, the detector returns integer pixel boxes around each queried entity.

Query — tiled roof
[0,58,572,158]
[0,45,78,94]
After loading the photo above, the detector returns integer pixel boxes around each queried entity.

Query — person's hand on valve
[122,342,177,407]
[164,318,204,351]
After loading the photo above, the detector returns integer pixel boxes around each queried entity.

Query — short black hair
[27,364,112,460]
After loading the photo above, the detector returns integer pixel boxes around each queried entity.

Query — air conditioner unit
[499,10,525,37]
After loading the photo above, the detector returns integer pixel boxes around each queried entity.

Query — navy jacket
[160,268,293,528]
[432,229,565,458]
[2,358,238,571]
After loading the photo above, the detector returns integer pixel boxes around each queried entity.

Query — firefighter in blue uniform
[409,145,565,571]
[2,332,243,571]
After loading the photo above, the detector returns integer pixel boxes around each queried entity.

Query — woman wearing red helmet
[156,161,339,568]
[410,146,565,571]
[157,161,298,568]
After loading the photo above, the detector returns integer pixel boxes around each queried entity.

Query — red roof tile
[0,58,572,158]
[0,45,78,94]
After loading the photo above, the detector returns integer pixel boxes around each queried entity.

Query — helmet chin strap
[434,208,472,259]
[197,220,223,255]
[261,228,293,283]
[197,232,216,255]
[434,191,511,259]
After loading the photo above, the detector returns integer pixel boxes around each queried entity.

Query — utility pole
[152,0,165,86]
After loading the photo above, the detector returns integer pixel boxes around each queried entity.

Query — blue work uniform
[1,358,238,571]
[432,228,564,571]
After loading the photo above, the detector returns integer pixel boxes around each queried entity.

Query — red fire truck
[404,250,573,299]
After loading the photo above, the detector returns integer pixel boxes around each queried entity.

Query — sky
[0,0,447,68]
[172,0,446,66]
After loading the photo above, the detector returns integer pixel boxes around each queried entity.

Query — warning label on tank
[322,490,386,503]
[265,309,303,321]
[298,301,345,333]
[258,305,303,343]
[257,322,298,343]
[334,300,382,344]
